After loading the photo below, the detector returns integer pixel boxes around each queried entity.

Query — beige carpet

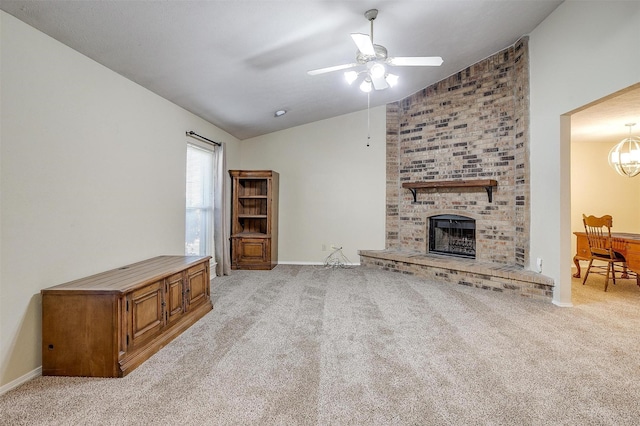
[2,265,640,425]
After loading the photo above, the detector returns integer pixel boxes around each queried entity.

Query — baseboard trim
[552,300,574,308]
[0,366,41,396]
[277,261,361,266]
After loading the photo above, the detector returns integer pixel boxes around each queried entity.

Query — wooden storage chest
[41,255,212,377]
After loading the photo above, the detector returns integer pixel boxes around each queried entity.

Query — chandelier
[608,123,640,178]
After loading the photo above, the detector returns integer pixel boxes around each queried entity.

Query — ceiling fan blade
[351,33,376,56]
[307,63,358,76]
[388,56,444,67]
[371,74,389,90]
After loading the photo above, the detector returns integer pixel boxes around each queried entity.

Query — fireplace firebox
[429,215,476,259]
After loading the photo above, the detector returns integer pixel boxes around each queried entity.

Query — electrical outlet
[536,257,543,273]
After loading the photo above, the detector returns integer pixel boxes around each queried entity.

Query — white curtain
[213,143,231,276]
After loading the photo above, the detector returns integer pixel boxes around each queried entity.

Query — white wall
[529,1,640,306]
[0,11,240,388]
[239,106,387,264]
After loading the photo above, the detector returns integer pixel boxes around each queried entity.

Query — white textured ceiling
[571,85,640,145]
[1,0,567,140]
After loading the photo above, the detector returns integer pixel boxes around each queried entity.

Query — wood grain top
[42,256,211,295]
[574,232,640,242]
[228,170,278,178]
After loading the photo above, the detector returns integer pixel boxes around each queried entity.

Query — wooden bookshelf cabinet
[41,255,212,377]
[229,170,279,270]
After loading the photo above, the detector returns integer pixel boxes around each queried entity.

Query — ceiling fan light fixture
[608,123,640,177]
[344,71,359,85]
[386,73,399,87]
[359,79,373,93]
[369,62,386,79]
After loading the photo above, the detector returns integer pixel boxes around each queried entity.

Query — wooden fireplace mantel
[402,179,498,203]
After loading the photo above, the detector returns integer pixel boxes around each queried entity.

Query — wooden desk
[573,232,640,284]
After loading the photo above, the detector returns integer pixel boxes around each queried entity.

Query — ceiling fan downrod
[365,9,378,44]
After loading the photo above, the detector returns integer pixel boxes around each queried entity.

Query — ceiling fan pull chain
[367,91,371,147]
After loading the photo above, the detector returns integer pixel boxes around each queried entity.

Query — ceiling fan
[307,9,443,92]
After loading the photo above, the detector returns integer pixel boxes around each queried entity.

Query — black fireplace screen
[429,215,476,259]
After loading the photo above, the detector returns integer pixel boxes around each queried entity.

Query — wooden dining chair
[582,214,627,291]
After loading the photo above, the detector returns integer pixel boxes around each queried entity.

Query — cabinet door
[165,272,185,325]
[186,262,209,311]
[233,237,270,269]
[128,280,164,349]
[238,238,269,263]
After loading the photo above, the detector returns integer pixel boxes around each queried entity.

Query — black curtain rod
[186,131,221,147]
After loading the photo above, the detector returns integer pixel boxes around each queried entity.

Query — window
[185,144,214,256]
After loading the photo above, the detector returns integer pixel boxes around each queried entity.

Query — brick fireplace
[360,37,554,300]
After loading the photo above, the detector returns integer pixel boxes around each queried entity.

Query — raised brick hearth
[360,37,554,301]
[359,249,553,300]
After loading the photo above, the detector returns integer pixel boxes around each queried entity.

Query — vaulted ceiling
[0,0,640,142]
[1,0,583,140]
